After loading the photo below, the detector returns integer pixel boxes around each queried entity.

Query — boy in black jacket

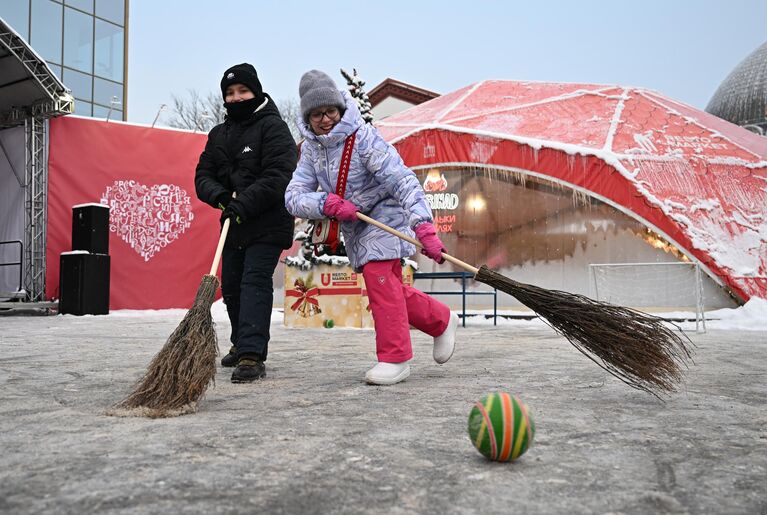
[195,63,297,383]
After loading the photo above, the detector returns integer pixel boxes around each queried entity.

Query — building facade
[1,0,128,120]
[368,78,439,120]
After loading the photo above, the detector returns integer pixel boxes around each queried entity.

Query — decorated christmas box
[284,219,418,329]
[284,264,363,328]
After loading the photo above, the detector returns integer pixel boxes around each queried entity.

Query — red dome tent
[377,80,767,303]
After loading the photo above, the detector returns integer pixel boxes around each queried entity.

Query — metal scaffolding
[23,118,48,301]
[0,18,73,304]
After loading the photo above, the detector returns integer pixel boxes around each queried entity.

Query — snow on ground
[101,297,767,331]
[698,296,767,331]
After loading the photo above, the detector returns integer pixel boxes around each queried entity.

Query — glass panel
[92,104,121,119]
[413,166,677,299]
[62,67,92,101]
[93,76,122,107]
[30,0,63,64]
[94,19,123,81]
[63,7,93,73]
[48,63,62,80]
[94,0,123,25]
[0,0,31,39]
[65,0,93,13]
[73,100,92,116]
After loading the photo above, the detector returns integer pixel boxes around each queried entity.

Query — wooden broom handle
[209,191,236,276]
[355,212,479,275]
[209,217,231,275]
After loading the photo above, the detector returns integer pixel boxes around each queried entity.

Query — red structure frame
[378,81,767,302]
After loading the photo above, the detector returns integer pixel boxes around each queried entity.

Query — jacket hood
[297,90,364,147]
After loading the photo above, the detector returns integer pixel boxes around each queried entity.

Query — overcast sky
[128,0,767,127]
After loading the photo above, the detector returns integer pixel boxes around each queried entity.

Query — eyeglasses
[309,107,340,122]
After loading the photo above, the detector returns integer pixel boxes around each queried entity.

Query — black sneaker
[231,358,266,383]
[221,347,238,367]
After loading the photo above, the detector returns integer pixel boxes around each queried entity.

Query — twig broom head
[474,265,693,397]
[352,212,694,397]
[109,274,220,418]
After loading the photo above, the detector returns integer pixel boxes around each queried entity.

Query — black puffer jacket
[195,95,297,249]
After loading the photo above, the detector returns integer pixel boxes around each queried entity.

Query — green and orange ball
[468,392,535,462]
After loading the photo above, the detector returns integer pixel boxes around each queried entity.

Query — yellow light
[467,195,486,212]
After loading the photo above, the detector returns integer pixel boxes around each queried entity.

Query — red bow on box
[286,285,320,312]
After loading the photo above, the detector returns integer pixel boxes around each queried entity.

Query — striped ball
[468,392,535,462]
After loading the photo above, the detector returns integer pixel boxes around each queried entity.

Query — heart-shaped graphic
[100,180,194,261]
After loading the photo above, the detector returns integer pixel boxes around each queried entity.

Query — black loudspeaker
[72,204,109,254]
[59,252,110,315]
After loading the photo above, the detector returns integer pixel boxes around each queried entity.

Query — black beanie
[220,63,263,100]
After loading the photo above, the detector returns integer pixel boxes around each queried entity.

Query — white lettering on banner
[425,193,460,211]
[663,135,728,150]
[320,271,358,287]
[101,180,194,261]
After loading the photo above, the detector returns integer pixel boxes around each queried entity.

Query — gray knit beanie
[299,70,345,121]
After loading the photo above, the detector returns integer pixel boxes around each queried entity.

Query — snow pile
[285,252,350,269]
[464,301,767,332]
[702,297,767,331]
[103,299,230,323]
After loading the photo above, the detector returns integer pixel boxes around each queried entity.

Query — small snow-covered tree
[340,68,374,124]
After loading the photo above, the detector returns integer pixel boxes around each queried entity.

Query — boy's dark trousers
[221,242,283,361]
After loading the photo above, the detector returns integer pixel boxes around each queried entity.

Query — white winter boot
[433,312,459,364]
[365,361,411,385]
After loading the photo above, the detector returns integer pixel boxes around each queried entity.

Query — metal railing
[413,271,497,327]
[0,240,24,299]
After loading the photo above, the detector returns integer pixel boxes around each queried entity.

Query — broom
[357,213,693,397]
[110,216,231,418]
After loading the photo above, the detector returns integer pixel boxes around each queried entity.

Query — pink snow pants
[362,259,451,363]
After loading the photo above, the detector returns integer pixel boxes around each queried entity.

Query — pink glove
[415,222,446,264]
[323,193,359,222]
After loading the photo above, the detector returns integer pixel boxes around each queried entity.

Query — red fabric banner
[46,116,222,309]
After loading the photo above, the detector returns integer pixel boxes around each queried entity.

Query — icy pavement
[0,305,765,514]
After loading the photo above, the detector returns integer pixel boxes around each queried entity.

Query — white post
[696,263,706,333]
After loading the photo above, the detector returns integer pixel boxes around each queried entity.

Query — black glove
[216,191,232,210]
[223,199,245,224]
